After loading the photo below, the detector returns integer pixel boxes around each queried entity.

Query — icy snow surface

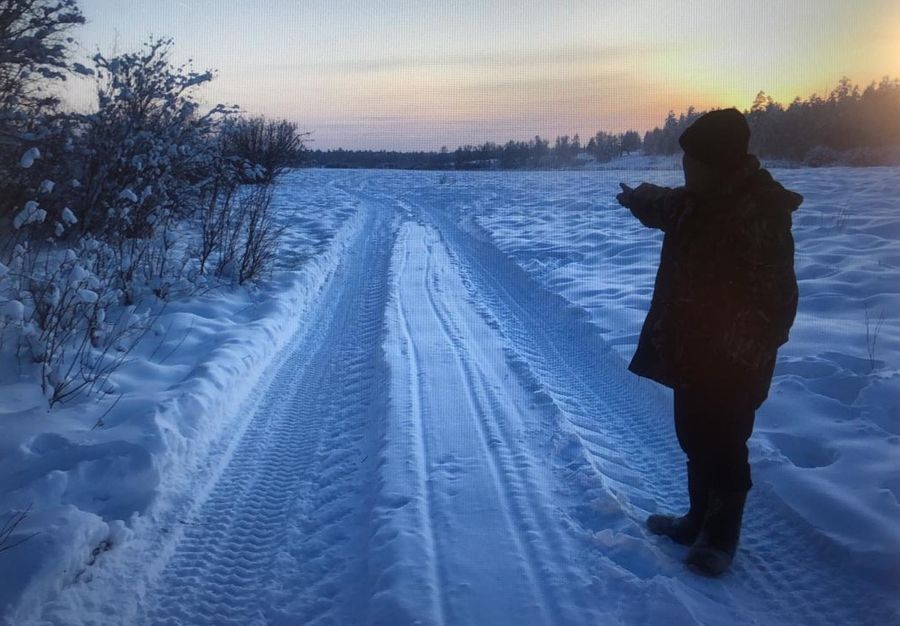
[1,167,898,625]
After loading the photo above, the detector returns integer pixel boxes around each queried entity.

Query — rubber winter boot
[646,463,708,546]
[685,489,748,577]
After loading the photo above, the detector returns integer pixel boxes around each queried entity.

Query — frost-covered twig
[158,317,195,365]
[820,205,850,234]
[0,505,39,555]
[864,303,886,373]
[237,185,282,284]
[91,393,124,430]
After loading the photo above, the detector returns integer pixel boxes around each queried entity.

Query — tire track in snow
[380,220,604,624]
[410,195,681,520]
[381,227,448,626]
[419,230,558,625]
[139,202,395,625]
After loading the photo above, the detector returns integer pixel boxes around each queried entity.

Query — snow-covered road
[30,171,896,625]
[140,199,395,625]
[380,220,582,624]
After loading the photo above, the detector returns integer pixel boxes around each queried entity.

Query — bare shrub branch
[0,504,39,554]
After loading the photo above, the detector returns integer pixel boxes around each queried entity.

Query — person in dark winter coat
[616,108,801,577]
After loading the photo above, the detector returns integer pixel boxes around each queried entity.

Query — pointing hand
[616,183,634,208]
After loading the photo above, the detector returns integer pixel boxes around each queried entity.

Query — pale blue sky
[68,0,900,150]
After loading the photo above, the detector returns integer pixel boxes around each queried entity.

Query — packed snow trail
[38,171,896,625]
[375,221,586,624]
[139,200,396,625]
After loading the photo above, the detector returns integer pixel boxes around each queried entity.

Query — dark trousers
[673,387,756,493]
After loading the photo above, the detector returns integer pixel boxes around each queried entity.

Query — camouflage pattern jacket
[627,157,801,409]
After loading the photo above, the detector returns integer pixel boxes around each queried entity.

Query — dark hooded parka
[627,112,801,410]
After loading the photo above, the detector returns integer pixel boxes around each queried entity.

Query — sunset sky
[70,0,900,151]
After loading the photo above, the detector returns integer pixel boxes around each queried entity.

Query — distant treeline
[644,77,900,165]
[304,130,642,170]
[304,77,900,169]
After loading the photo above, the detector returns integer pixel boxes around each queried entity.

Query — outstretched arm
[616,183,686,232]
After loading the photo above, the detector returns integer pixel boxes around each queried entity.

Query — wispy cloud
[289,43,661,75]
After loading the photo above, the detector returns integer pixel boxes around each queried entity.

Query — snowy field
[1,166,898,624]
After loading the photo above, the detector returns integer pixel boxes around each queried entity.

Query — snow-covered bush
[205,183,282,284]
[0,0,85,110]
[48,38,241,304]
[70,38,234,238]
[62,39,303,297]
[0,20,297,408]
[234,185,281,284]
[221,116,306,183]
[0,0,87,265]
[0,236,153,406]
[195,151,284,285]
[0,0,85,225]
